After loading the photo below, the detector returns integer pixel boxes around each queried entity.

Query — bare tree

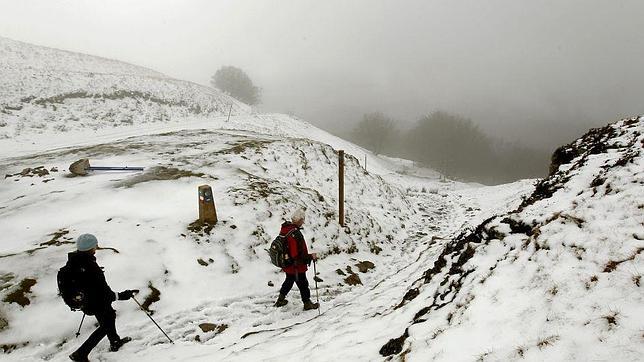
[351,112,398,154]
[407,111,493,179]
[211,66,261,105]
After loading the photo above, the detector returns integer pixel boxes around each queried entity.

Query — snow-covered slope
[1,37,640,362]
[380,116,644,361]
[0,38,501,361]
[0,36,250,144]
[0,122,530,361]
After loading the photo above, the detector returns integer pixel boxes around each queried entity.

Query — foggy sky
[1,0,643,150]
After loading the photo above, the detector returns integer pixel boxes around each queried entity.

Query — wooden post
[198,185,218,224]
[364,154,367,171]
[338,150,345,226]
[226,103,233,122]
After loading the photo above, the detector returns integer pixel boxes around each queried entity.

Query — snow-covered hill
[380,116,644,361]
[0,37,641,362]
[0,36,250,145]
[0,38,495,361]
[0,121,531,361]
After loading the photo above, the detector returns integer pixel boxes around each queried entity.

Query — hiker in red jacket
[274,209,319,310]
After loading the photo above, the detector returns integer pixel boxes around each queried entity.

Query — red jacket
[280,222,310,274]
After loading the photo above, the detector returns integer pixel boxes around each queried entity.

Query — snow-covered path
[0,110,535,362]
[105,185,462,361]
[97,177,530,362]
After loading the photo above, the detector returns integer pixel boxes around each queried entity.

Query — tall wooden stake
[226,103,233,122]
[339,150,345,226]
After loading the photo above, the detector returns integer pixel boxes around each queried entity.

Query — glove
[117,289,139,300]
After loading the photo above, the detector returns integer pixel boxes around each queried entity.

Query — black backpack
[57,263,86,311]
[268,229,296,268]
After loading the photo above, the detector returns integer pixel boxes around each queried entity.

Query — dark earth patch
[197,258,209,267]
[5,166,50,179]
[344,274,362,286]
[3,278,37,307]
[379,329,409,356]
[188,220,216,236]
[198,323,228,334]
[1,342,29,354]
[141,282,161,314]
[116,166,210,188]
[355,260,375,273]
[40,229,73,246]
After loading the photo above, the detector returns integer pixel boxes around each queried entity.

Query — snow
[0,35,251,151]
[396,117,644,361]
[0,125,481,360]
[1,37,642,362]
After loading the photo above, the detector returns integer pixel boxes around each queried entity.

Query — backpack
[57,263,86,311]
[268,229,296,268]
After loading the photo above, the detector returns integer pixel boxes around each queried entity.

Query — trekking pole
[313,259,320,316]
[75,313,86,338]
[131,296,174,344]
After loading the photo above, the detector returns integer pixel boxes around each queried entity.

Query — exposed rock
[379,329,409,356]
[355,260,375,273]
[344,274,362,286]
[198,323,228,334]
[6,166,52,179]
[500,217,533,236]
[199,323,217,333]
[197,258,208,266]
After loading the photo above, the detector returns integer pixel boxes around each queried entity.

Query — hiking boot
[109,337,132,352]
[303,300,319,311]
[69,351,89,362]
[274,294,288,307]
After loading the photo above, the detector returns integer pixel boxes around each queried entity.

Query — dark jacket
[280,222,311,274]
[66,251,116,314]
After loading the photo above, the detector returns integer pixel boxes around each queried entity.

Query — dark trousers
[74,306,120,357]
[279,272,311,302]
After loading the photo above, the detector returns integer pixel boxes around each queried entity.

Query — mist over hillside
[0,34,642,362]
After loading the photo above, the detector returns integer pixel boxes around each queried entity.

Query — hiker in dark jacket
[274,209,319,311]
[68,234,137,362]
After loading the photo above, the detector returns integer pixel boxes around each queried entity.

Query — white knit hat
[291,208,306,223]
